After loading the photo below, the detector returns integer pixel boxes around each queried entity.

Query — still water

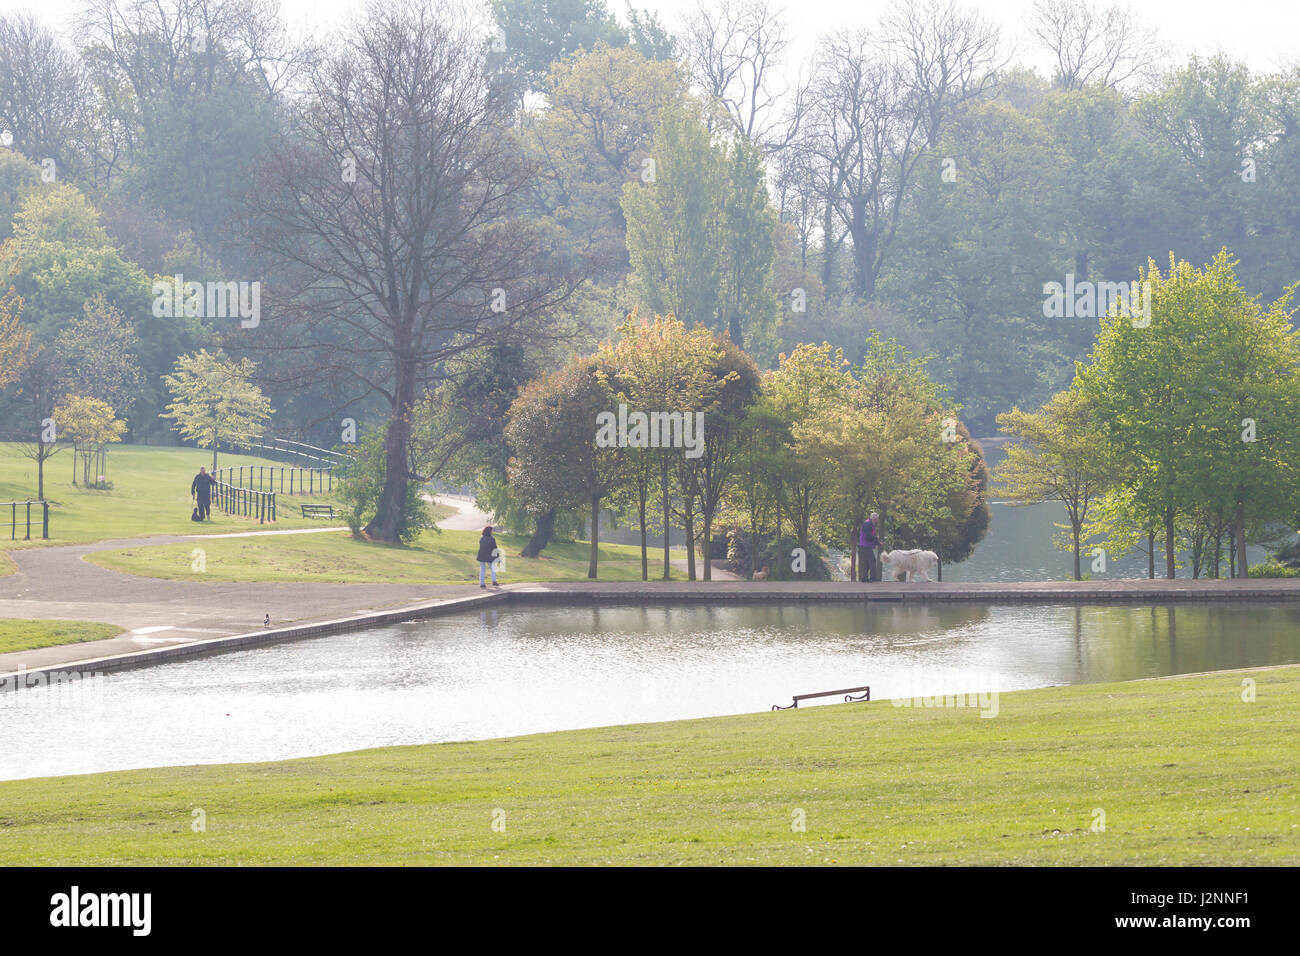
[2,601,1294,780]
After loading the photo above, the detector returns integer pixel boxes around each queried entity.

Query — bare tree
[680,0,803,151]
[0,14,88,177]
[250,0,577,542]
[796,2,1001,300]
[1030,0,1156,93]
[885,0,1003,147]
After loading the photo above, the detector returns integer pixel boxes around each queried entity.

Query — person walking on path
[858,512,881,583]
[477,525,501,588]
[191,466,216,521]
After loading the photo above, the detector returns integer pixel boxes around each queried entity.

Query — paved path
[0,528,474,673]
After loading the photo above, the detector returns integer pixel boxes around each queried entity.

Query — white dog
[879,549,938,582]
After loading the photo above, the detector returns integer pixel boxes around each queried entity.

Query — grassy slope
[88,529,680,584]
[0,442,345,549]
[1,665,1295,865]
[1,443,674,583]
[0,619,122,654]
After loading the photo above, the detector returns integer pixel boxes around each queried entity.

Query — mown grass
[0,618,122,654]
[1,665,1295,865]
[0,442,344,549]
[89,528,682,584]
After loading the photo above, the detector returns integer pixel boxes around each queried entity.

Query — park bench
[300,504,335,519]
[772,685,870,711]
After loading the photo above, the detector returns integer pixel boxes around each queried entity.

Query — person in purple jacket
[858,512,881,582]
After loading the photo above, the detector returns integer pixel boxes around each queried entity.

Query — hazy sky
[11,0,1300,80]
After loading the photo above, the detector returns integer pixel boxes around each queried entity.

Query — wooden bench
[772,686,870,711]
[300,504,335,519]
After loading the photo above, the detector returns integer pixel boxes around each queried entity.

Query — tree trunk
[1164,508,1176,579]
[684,511,696,581]
[521,509,555,558]
[1147,530,1155,579]
[366,369,415,542]
[37,452,44,499]
[638,490,648,582]
[1072,524,1082,581]
[661,456,671,581]
[588,494,600,579]
[701,510,712,581]
[1235,501,1248,578]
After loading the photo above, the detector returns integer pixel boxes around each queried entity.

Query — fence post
[42,501,49,539]
[10,502,15,541]
[25,500,31,540]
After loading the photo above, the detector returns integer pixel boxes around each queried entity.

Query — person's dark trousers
[197,495,210,520]
[860,548,876,582]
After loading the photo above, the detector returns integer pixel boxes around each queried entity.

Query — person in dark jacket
[191,466,216,520]
[477,525,500,588]
[858,512,881,582]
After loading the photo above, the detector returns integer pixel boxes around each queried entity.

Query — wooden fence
[4,500,49,540]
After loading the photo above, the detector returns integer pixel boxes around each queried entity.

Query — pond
[3,600,1296,780]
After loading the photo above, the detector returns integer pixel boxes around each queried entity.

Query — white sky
[7,0,1300,80]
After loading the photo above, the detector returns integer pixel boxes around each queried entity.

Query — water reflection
[2,601,1296,780]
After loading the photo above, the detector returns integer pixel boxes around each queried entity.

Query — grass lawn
[0,442,346,549]
[1,665,1295,865]
[89,528,683,584]
[0,619,123,654]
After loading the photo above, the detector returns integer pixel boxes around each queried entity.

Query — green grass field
[0,442,345,549]
[0,619,122,654]
[0,442,678,583]
[1,665,1295,865]
[89,528,680,583]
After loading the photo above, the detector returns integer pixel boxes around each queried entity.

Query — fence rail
[212,482,276,523]
[4,500,50,540]
[214,465,333,496]
[244,437,347,468]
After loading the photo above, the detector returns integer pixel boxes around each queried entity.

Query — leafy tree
[335,427,433,546]
[490,0,628,94]
[53,293,144,421]
[506,354,625,577]
[0,286,28,389]
[161,349,273,469]
[995,385,1114,579]
[622,105,777,353]
[53,395,126,487]
[597,313,728,579]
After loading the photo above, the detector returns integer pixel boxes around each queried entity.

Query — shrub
[1247,560,1299,578]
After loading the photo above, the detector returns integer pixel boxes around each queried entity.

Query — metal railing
[211,482,276,524]
[214,465,333,496]
[4,500,50,540]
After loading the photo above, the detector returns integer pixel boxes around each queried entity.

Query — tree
[1076,251,1300,578]
[161,349,273,469]
[598,313,728,579]
[0,286,28,389]
[53,293,144,420]
[251,0,575,543]
[53,395,126,487]
[1030,0,1156,92]
[506,355,624,578]
[680,0,799,149]
[995,386,1113,580]
[622,105,778,352]
[15,345,65,499]
[489,0,628,94]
